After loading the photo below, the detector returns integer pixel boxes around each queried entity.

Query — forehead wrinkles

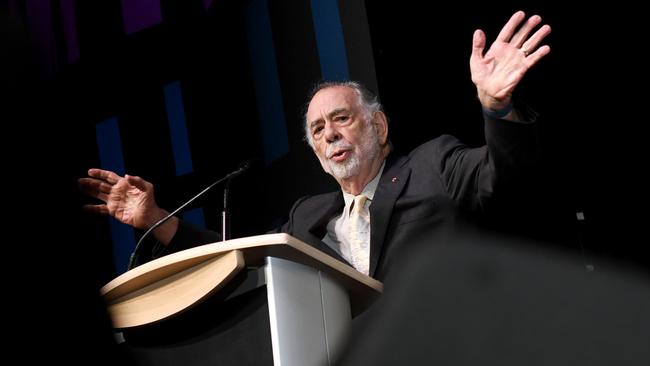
[308,87,360,121]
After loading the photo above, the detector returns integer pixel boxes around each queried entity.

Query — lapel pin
[391,177,399,183]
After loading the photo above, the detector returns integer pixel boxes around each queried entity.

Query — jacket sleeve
[144,220,221,262]
[266,195,310,235]
[145,196,312,263]
[435,106,539,212]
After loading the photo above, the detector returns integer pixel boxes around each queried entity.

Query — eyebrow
[309,108,350,129]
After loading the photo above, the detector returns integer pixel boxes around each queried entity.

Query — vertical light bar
[310,0,350,81]
[95,117,136,274]
[164,81,193,176]
[25,0,56,76]
[245,0,289,164]
[121,0,162,35]
[203,0,213,11]
[163,81,206,228]
[60,0,80,63]
[182,208,206,230]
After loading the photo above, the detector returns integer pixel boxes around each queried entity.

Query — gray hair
[303,81,384,148]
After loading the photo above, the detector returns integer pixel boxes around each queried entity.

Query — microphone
[127,159,256,270]
[222,159,258,240]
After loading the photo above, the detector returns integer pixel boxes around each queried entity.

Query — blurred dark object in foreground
[337,229,650,366]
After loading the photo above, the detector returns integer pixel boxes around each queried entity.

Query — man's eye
[335,115,349,121]
[313,126,324,135]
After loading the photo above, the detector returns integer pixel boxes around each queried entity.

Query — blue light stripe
[182,208,206,229]
[310,0,350,81]
[245,0,289,164]
[164,81,194,176]
[95,117,136,274]
[164,82,204,228]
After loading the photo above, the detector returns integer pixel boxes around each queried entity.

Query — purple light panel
[121,0,162,34]
[60,0,80,63]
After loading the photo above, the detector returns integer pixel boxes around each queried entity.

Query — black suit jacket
[161,115,538,279]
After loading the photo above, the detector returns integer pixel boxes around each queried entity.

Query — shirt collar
[342,160,386,208]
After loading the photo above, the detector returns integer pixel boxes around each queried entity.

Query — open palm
[79,169,158,229]
[470,11,551,109]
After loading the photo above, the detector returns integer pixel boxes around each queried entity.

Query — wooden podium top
[101,233,383,328]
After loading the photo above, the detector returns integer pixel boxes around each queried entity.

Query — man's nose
[324,122,340,143]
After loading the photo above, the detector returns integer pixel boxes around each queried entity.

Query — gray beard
[327,153,361,179]
[322,125,381,180]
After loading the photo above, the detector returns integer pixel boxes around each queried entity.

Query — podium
[101,233,383,366]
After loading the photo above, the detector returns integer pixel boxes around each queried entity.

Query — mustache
[326,140,354,158]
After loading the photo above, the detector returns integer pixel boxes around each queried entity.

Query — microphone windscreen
[239,157,261,172]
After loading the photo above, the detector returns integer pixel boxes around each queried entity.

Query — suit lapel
[369,156,410,276]
[304,192,346,262]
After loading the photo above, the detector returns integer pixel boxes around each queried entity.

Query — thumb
[471,29,486,60]
[125,174,150,192]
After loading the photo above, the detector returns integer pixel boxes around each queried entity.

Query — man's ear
[373,111,389,145]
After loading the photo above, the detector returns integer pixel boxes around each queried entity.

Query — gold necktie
[348,195,370,275]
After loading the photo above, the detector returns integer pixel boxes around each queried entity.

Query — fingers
[125,174,151,192]
[78,177,111,201]
[87,168,121,185]
[521,24,552,56]
[495,11,551,64]
[510,15,542,48]
[495,11,526,42]
[471,29,486,59]
[82,204,109,215]
[78,177,112,194]
[524,45,551,67]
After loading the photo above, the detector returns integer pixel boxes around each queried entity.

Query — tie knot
[351,195,368,216]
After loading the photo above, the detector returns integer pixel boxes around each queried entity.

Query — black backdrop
[2,0,646,363]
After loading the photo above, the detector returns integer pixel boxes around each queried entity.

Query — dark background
[2,0,645,363]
